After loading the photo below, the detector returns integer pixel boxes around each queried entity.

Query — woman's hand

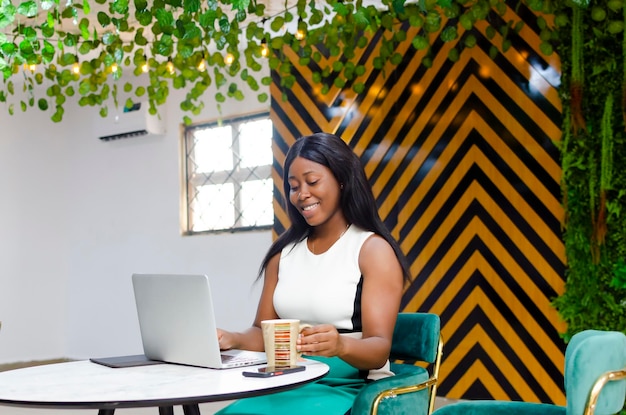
[296,324,344,357]
[217,328,236,350]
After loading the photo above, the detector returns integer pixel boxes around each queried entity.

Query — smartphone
[242,365,306,378]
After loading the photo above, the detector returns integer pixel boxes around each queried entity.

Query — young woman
[216,132,412,415]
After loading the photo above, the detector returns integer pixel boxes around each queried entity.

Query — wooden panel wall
[269,3,567,404]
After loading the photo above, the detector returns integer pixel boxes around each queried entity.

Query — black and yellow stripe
[270,1,565,404]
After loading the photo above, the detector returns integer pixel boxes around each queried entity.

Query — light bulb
[197,58,206,72]
[111,63,118,73]
[28,63,36,72]
[166,59,175,75]
[72,62,80,74]
[296,18,306,41]
[260,40,269,58]
[141,54,149,73]
[225,53,234,65]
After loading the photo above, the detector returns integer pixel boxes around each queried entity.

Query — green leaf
[156,9,174,27]
[392,0,406,13]
[271,16,284,32]
[17,1,38,17]
[459,14,473,31]
[41,0,55,10]
[19,39,34,56]
[448,47,459,61]
[97,11,111,27]
[41,19,55,37]
[112,0,129,14]
[184,0,201,13]
[1,43,16,57]
[51,106,64,122]
[79,18,90,39]
[412,35,429,50]
[103,33,118,45]
[38,98,49,110]
[218,16,230,33]
[136,9,151,25]
[441,26,458,42]
[390,52,403,65]
[42,40,55,63]
[333,2,349,16]
[464,34,477,48]
[23,27,37,42]
[0,5,17,29]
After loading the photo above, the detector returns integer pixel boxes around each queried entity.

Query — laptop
[124,273,266,369]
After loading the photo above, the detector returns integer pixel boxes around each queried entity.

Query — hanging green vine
[0,0,534,123]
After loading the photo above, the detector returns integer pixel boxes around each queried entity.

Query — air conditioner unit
[97,102,165,141]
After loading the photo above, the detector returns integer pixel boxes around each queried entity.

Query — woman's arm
[217,253,281,351]
[297,234,404,369]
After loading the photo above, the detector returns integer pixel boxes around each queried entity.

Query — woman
[216,132,412,414]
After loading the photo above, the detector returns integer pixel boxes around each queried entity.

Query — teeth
[303,203,319,211]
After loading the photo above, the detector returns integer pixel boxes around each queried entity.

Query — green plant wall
[551,0,626,339]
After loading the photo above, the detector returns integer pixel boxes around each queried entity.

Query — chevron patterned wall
[269,2,566,404]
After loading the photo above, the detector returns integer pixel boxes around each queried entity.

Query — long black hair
[259,132,412,282]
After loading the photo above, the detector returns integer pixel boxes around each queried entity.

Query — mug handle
[297,323,313,359]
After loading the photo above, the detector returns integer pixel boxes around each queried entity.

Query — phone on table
[242,365,306,378]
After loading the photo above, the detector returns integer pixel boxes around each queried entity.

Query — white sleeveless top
[274,225,393,380]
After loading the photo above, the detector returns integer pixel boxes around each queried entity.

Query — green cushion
[565,330,626,415]
[433,401,566,415]
[391,313,440,363]
[352,371,431,415]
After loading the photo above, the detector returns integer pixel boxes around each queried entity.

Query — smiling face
[287,156,344,228]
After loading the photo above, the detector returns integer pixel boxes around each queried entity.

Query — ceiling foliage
[0,0,555,122]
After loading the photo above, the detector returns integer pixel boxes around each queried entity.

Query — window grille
[182,113,273,234]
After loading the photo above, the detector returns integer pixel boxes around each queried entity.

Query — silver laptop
[132,273,266,369]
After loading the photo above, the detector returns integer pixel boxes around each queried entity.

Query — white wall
[0,72,272,363]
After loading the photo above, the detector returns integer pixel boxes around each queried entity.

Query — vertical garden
[551,0,626,339]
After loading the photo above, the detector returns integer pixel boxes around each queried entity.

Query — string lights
[260,39,269,58]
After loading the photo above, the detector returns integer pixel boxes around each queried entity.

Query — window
[182,113,274,234]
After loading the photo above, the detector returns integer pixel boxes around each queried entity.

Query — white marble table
[0,359,329,415]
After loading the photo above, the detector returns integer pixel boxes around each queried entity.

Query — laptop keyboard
[220,352,260,365]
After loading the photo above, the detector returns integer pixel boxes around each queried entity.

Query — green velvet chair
[432,329,626,415]
[351,312,443,415]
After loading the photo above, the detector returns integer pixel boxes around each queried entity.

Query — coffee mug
[261,319,312,368]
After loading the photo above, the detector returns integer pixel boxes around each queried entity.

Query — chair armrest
[352,372,433,415]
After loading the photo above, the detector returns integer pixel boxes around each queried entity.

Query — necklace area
[310,224,351,255]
